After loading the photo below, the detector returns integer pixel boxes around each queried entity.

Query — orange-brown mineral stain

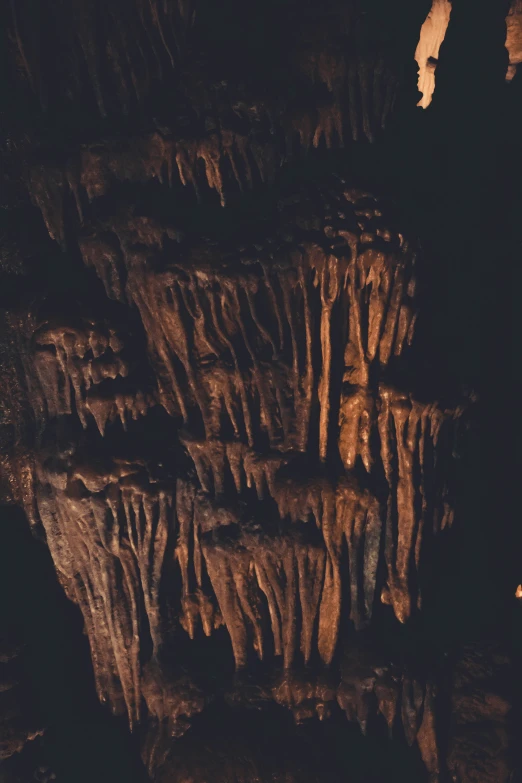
[506,1,522,81]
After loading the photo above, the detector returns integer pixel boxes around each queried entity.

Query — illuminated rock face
[415,0,522,103]
[6,181,464,728]
[1,176,466,776]
[506,0,522,80]
[0,1,516,782]
[415,0,452,108]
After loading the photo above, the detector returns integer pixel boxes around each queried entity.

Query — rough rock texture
[147,641,515,783]
[0,180,467,735]
[36,449,173,726]
[0,169,470,777]
[226,644,442,778]
[447,643,514,783]
[0,0,518,781]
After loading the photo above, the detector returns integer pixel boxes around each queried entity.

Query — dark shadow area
[0,505,147,783]
[157,699,430,783]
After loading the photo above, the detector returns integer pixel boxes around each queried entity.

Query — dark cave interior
[0,1,521,781]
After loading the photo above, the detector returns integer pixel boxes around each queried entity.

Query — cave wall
[0,1,520,781]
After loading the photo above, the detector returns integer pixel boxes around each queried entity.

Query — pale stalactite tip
[414,0,452,108]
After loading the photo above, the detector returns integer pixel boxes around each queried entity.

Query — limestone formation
[415,0,452,108]
[506,0,522,80]
[0,1,517,782]
[0,180,466,731]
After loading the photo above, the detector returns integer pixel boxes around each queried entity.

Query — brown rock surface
[447,644,514,783]
[0,1,517,781]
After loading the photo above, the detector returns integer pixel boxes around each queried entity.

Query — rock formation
[506,0,522,79]
[414,0,522,102]
[415,0,452,108]
[0,1,518,782]
[1,179,466,730]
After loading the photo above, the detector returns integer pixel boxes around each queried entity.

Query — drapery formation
[4,1,513,780]
[0,180,465,734]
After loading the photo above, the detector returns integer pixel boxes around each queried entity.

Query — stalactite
[205,547,258,668]
[317,483,342,664]
[0,0,488,778]
[2,171,467,776]
[269,671,337,724]
[377,384,463,623]
[358,59,374,145]
[313,252,346,460]
[415,0,452,108]
[71,0,107,118]
[34,453,174,728]
[202,529,331,671]
[347,60,360,142]
[173,471,383,670]
[28,167,66,247]
[313,104,344,150]
[30,317,154,434]
[175,480,223,638]
[338,387,375,471]
[87,187,418,474]
[2,178,465,708]
[226,650,441,774]
[25,82,414,237]
[416,683,440,778]
[6,0,199,120]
